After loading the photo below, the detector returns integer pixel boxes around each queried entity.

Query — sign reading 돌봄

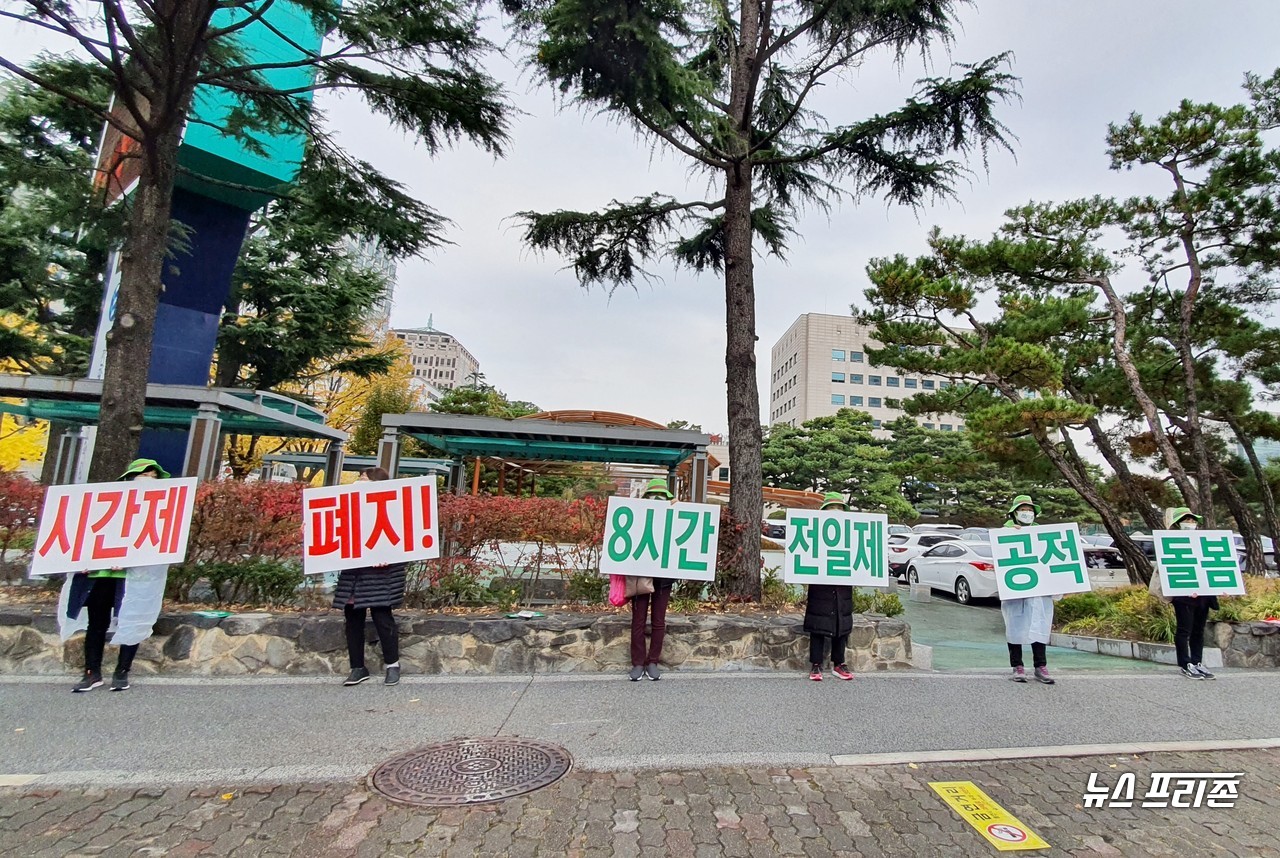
[783,509,888,586]
[30,478,198,577]
[599,496,719,582]
[990,522,1093,600]
[302,477,440,575]
[1154,529,1246,597]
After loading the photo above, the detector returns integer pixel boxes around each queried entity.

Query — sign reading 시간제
[599,496,720,581]
[301,476,440,575]
[30,478,198,577]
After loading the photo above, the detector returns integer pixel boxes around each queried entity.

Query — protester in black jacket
[333,467,407,687]
[802,493,856,681]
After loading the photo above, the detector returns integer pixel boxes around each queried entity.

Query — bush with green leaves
[761,567,803,609]
[850,589,905,617]
[190,560,305,608]
[565,570,606,605]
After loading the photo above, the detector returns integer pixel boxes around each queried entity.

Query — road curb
[830,737,1280,767]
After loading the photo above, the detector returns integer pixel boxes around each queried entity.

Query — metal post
[451,456,466,495]
[666,466,678,501]
[377,428,401,478]
[323,441,346,486]
[691,451,709,504]
[51,427,88,485]
[182,403,223,481]
[471,456,482,495]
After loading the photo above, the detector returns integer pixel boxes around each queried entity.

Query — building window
[924,422,934,430]
[851,396,864,407]
[905,378,917,389]
[832,372,845,382]
[941,423,953,432]
[957,423,965,431]
[887,376,900,388]
[869,375,881,386]
[832,394,845,405]
[832,349,845,361]
[850,351,864,362]
[850,373,863,384]
[940,381,951,389]
[869,397,881,408]
[872,419,882,429]
[718,467,730,480]
[922,379,935,390]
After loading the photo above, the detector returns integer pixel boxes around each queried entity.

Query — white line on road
[829,737,1280,767]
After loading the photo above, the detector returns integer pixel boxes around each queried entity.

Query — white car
[888,532,962,580]
[906,541,999,604]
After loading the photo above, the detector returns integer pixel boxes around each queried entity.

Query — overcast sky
[4,2,1280,435]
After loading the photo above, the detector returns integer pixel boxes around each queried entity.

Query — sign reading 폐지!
[302,476,439,575]
[599,496,719,581]
[990,522,1092,600]
[30,478,198,577]
[1154,529,1245,597]
[783,510,888,586]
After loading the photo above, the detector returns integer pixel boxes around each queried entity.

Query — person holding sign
[333,467,406,687]
[802,493,857,681]
[66,458,170,693]
[1149,507,1217,680]
[629,478,677,681]
[1001,495,1055,685]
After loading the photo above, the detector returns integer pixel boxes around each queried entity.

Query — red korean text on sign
[362,484,435,553]
[37,483,193,565]
[309,492,363,562]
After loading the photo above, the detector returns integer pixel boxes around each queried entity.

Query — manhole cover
[369,737,572,807]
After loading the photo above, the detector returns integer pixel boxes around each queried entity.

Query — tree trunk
[717,1,765,600]
[1210,456,1266,574]
[1224,410,1280,544]
[1064,383,1163,531]
[88,0,218,481]
[1092,274,1199,510]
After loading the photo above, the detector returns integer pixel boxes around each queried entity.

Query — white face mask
[1014,509,1035,525]
[1178,520,1198,530]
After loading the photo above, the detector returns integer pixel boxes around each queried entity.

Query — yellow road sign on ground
[929,781,1050,852]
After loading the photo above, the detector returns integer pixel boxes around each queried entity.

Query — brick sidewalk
[2,749,1277,857]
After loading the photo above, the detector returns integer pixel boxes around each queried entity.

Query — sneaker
[1193,663,1216,680]
[73,671,103,693]
[1034,667,1055,685]
[110,670,131,691]
[832,664,854,681]
[1180,665,1205,680]
[809,664,823,682]
[628,665,644,681]
[1010,667,1027,683]
[644,663,662,681]
[343,667,371,686]
[384,666,400,686]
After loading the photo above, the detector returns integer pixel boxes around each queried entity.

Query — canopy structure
[0,374,346,484]
[259,452,453,482]
[377,411,713,501]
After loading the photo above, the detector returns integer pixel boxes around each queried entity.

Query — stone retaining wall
[0,606,914,676]
[1209,621,1280,669]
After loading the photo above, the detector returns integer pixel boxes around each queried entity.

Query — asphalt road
[3,669,1278,786]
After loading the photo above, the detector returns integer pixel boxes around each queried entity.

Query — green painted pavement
[901,595,1160,672]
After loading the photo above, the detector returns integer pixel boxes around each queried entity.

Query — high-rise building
[343,236,397,330]
[767,313,966,433]
[393,321,480,392]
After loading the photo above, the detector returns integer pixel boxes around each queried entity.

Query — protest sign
[303,476,439,575]
[31,478,197,576]
[599,496,719,582]
[1154,529,1246,597]
[783,509,889,586]
[990,523,1092,599]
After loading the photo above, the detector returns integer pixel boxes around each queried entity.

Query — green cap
[1007,494,1041,516]
[1165,507,1203,528]
[641,478,674,500]
[819,492,848,510]
[120,458,170,480]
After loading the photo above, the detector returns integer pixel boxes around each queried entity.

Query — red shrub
[183,480,305,565]
[0,471,44,580]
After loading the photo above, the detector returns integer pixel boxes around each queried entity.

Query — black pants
[810,633,849,667]
[1008,642,1047,669]
[1173,599,1212,668]
[344,605,399,669]
[84,577,138,675]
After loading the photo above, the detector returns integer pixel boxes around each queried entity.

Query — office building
[393,322,480,391]
[768,313,966,433]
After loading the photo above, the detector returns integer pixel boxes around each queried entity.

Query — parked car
[912,523,963,533]
[958,527,991,544]
[1082,533,1115,547]
[887,523,913,536]
[1083,546,1126,570]
[888,532,962,580]
[907,542,998,604]
[761,520,787,540]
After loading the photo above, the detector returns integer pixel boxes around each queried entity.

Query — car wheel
[908,568,919,585]
[955,577,971,604]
